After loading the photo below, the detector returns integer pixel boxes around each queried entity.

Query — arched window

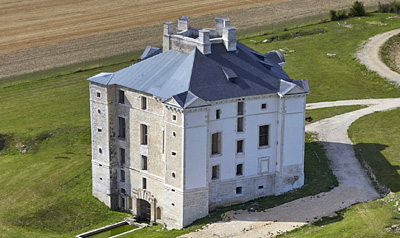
[157,207,162,220]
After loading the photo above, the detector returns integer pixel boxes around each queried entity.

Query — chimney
[163,21,173,52]
[215,18,224,36]
[223,27,237,51]
[177,16,190,32]
[197,29,211,54]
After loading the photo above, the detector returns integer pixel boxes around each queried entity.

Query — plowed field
[0,0,392,79]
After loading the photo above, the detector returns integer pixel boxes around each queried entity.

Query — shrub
[378,2,390,13]
[350,1,366,16]
[330,10,338,21]
[338,10,348,19]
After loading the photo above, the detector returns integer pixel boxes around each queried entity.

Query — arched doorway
[138,199,151,221]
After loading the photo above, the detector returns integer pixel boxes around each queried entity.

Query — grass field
[278,107,400,238]
[2,11,400,238]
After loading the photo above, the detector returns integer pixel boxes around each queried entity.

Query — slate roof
[88,41,308,107]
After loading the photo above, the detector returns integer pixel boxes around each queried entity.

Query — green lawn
[2,11,400,238]
[241,13,400,103]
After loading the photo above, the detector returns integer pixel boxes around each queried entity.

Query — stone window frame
[118,89,125,104]
[96,91,101,98]
[141,96,147,110]
[235,186,243,195]
[236,139,244,155]
[261,102,267,110]
[172,113,177,122]
[236,163,244,176]
[215,109,221,120]
[211,131,223,157]
[258,124,270,149]
[211,164,221,180]
[140,123,149,146]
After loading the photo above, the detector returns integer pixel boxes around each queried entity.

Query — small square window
[236,186,242,195]
[172,114,177,121]
[97,128,102,132]
[171,151,177,157]
[212,165,220,180]
[261,103,267,110]
[97,92,101,98]
[216,109,221,119]
[258,185,264,189]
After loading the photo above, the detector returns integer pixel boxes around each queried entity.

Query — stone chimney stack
[177,16,190,32]
[197,29,211,54]
[223,26,237,51]
[215,18,225,36]
[163,21,173,52]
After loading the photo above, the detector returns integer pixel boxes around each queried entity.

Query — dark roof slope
[88,41,308,104]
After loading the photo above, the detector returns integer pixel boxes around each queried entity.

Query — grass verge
[380,33,400,73]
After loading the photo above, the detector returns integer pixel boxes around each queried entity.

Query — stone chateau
[88,16,309,229]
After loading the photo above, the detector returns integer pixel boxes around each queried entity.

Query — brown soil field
[0,0,393,79]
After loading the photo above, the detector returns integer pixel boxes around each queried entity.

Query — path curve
[356,28,400,85]
[181,29,400,237]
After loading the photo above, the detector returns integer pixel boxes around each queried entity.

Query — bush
[338,10,348,19]
[378,2,390,13]
[378,1,400,13]
[330,10,338,21]
[350,1,366,16]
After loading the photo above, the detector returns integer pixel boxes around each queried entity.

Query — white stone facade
[89,16,308,229]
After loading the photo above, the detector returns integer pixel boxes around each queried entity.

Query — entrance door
[138,199,151,221]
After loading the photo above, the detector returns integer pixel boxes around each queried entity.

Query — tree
[350,1,366,16]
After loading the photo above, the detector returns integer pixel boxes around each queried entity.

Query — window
[121,170,125,182]
[96,92,101,98]
[211,165,220,180]
[141,96,147,110]
[259,125,269,147]
[120,148,125,164]
[141,156,148,170]
[97,128,102,132]
[211,133,221,155]
[118,90,125,104]
[172,114,177,121]
[258,185,264,189]
[261,103,267,110]
[98,148,102,154]
[97,109,101,114]
[118,117,126,139]
[236,164,243,176]
[172,131,176,137]
[141,124,148,145]
[236,186,242,195]
[237,117,244,132]
[142,178,147,189]
[172,172,176,178]
[216,109,221,119]
[237,140,244,153]
[237,102,244,115]
[171,151,177,156]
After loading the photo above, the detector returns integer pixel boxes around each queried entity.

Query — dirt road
[356,28,400,85]
[0,0,392,79]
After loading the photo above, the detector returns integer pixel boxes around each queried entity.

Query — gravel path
[181,30,400,237]
[356,28,400,85]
